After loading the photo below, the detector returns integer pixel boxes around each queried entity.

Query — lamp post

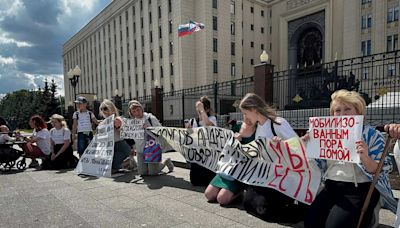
[68,65,81,109]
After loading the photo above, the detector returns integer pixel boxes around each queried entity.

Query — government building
[63,0,399,106]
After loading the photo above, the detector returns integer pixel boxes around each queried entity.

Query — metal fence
[123,51,400,129]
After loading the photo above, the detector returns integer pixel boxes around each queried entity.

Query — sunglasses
[101,107,109,111]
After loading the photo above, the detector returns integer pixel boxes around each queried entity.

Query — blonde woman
[99,99,132,171]
[238,93,302,221]
[48,114,76,169]
[128,100,173,176]
[304,90,397,228]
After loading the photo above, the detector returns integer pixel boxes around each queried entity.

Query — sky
[0,0,112,98]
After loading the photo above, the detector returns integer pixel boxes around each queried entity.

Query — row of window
[361,35,398,56]
[361,6,399,28]
[213,0,267,17]
[213,60,236,76]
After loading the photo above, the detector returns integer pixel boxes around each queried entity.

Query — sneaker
[164,158,174,172]
[28,159,39,168]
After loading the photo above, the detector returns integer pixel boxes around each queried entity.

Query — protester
[185,96,217,186]
[238,93,303,221]
[205,116,256,205]
[46,114,77,169]
[72,96,98,157]
[303,90,396,228]
[0,125,14,144]
[21,115,51,168]
[99,99,132,172]
[128,100,173,175]
[384,123,400,228]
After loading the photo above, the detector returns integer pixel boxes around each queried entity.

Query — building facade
[63,0,400,106]
[63,0,269,105]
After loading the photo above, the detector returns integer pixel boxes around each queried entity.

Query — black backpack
[74,111,96,130]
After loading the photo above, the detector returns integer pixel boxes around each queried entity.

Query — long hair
[239,93,279,124]
[30,115,47,131]
[199,96,215,116]
[99,99,119,117]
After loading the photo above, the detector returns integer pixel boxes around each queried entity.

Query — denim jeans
[77,132,93,156]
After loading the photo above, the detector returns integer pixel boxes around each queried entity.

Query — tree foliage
[0,79,62,130]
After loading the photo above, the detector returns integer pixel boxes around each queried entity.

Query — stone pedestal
[254,63,274,104]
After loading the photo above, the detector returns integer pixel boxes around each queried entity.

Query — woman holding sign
[304,90,396,228]
[128,100,174,176]
[238,93,304,222]
[99,99,132,172]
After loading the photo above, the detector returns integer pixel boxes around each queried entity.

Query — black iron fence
[120,51,400,129]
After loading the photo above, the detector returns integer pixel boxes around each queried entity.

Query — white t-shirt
[191,115,217,128]
[73,111,93,132]
[33,129,51,155]
[255,117,297,140]
[393,140,400,228]
[50,128,71,145]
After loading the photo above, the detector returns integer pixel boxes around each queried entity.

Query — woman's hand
[143,123,149,129]
[51,153,57,161]
[131,149,137,156]
[384,124,400,139]
[234,132,242,141]
[272,136,282,142]
[356,140,369,160]
[196,101,205,113]
[301,132,310,143]
[114,118,122,129]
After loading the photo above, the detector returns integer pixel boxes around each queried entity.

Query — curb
[172,160,190,169]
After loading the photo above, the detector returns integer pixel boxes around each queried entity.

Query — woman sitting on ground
[46,114,77,169]
[21,115,51,168]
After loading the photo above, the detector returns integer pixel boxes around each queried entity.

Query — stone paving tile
[113,186,159,200]
[177,193,223,213]
[170,222,200,228]
[48,186,88,201]
[100,195,147,212]
[0,186,19,198]
[70,181,104,190]
[24,195,67,215]
[84,186,120,200]
[123,206,185,228]
[144,195,238,227]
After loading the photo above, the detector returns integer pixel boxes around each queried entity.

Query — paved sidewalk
[0,153,397,228]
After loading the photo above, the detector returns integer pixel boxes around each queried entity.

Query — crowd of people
[0,90,399,227]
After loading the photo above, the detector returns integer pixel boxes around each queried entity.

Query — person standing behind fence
[72,96,98,157]
[185,96,217,186]
[128,100,174,175]
[205,117,256,205]
[303,90,397,228]
[384,123,400,228]
[98,99,132,172]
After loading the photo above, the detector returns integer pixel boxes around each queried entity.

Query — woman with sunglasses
[99,99,132,172]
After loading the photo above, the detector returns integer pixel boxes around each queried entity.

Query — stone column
[151,87,163,124]
[254,63,275,104]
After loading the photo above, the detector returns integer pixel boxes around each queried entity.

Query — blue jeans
[77,132,93,156]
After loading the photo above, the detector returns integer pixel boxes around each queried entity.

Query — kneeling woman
[48,114,76,169]
[204,117,256,205]
[99,99,131,171]
[304,90,397,228]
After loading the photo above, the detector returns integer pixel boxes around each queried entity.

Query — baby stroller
[0,144,24,171]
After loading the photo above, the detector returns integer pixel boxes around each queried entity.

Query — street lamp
[68,65,81,109]
[260,50,269,63]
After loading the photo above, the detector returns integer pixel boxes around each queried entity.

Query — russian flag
[178,21,205,37]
